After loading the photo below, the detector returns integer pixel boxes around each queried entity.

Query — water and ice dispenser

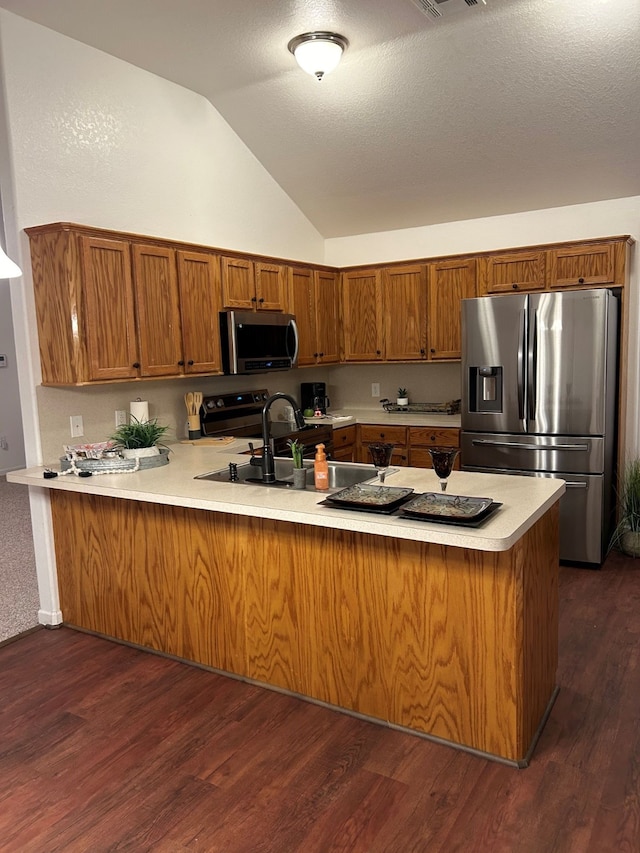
[468,366,503,413]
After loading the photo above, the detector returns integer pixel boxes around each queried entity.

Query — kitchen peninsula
[9,445,564,766]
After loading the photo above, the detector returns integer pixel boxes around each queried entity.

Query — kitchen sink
[195,457,378,489]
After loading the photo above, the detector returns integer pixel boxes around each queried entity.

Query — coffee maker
[301,382,330,414]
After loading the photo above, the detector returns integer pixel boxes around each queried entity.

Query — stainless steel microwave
[219,310,299,375]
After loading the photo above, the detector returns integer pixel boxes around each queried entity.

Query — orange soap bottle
[314,443,329,491]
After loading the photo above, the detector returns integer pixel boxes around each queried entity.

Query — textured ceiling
[1,0,639,237]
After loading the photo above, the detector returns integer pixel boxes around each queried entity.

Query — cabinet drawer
[359,425,408,444]
[409,427,460,447]
[410,447,461,470]
[334,425,356,447]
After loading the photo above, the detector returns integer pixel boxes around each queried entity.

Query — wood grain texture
[288,266,317,365]
[221,256,255,309]
[427,257,477,360]
[479,250,546,294]
[341,269,383,361]
[382,264,427,361]
[548,242,615,287]
[50,491,559,762]
[254,261,286,311]
[176,250,223,374]
[132,244,184,377]
[314,269,341,363]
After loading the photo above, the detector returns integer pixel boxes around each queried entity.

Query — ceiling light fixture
[0,244,21,278]
[288,32,349,81]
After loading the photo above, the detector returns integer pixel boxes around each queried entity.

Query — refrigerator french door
[461,288,619,565]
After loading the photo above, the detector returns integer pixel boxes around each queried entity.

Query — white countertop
[7,442,563,553]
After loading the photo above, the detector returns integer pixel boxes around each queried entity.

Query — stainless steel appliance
[200,388,333,458]
[219,310,299,375]
[300,381,330,414]
[461,288,619,565]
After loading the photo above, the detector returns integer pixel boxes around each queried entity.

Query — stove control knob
[262,392,268,400]
[206,400,216,409]
[216,399,225,408]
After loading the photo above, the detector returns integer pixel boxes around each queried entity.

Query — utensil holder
[187,415,201,440]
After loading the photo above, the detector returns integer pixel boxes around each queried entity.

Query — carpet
[0,475,39,641]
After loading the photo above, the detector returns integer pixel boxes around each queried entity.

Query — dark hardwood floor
[1,552,639,853]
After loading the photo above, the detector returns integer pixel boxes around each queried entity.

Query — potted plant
[110,416,170,459]
[609,459,640,557]
[396,387,409,407]
[287,438,307,489]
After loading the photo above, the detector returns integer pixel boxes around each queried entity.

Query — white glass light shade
[288,32,348,81]
[0,245,21,278]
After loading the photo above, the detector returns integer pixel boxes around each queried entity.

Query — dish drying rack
[380,399,461,415]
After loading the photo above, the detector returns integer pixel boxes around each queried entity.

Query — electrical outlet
[115,409,128,427]
[0,435,7,450]
[70,415,84,438]
[371,383,380,397]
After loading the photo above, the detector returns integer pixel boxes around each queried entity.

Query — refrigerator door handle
[471,439,590,451]
[517,309,526,421]
[565,481,588,489]
[527,307,537,421]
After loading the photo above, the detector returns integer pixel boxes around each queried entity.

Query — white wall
[326,197,640,459]
[0,10,324,626]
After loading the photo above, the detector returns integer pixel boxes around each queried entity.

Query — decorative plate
[400,492,493,519]
[324,483,414,508]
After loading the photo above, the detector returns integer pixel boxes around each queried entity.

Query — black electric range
[200,389,333,458]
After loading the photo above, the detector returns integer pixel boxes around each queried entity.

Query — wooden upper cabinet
[341,269,384,361]
[81,236,140,382]
[427,258,476,360]
[479,250,546,294]
[314,269,340,363]
[289,266,316,366]
[221,256,286,311]
[132,244,183,377]
[547,242,616,288]
[221,256,254,309]
[255,262,286,311]
[289,267,340,366]
[382,264,427,360]
[177,251,223,375]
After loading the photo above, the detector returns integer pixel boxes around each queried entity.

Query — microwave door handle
[289,318,299,364]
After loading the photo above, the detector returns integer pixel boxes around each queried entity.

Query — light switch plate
[70,415,84,438]
[371,383,380,397]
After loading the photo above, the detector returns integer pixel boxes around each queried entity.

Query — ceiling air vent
[408,0,490,22]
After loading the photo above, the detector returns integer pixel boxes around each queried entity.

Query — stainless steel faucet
[260,392,306,483]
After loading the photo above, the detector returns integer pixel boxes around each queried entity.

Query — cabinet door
[342,269,383,361]
[221,257,255,309]
[480,251,545,294]
[315,270,340,363]
[255,262,286,311]
[81,236,139,381]
[132,245,183,377]
[548,243,615,288]
[332,425,356,462]
[427,258,476,360]
[289,267,317,366]
[177,251,223,375]
[409,427,461,470]
[383,264,427,360]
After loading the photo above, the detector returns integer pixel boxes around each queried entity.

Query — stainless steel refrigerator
[461,288,619,565]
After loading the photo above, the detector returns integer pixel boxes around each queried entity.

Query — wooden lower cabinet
[50,490,559,764]
[358,424,409,466]
[409,426,461,470]
[332,425,356,462]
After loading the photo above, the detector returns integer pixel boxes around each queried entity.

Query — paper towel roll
[130,400,149,423]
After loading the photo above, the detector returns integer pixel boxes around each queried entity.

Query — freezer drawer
[464,466,609,565]
[461,431,604,474]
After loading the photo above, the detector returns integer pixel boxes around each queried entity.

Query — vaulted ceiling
[1,0,638,237]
